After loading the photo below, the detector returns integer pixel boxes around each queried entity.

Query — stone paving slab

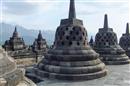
[37,64,130,86]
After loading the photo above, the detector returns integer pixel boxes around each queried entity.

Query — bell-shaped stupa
[94,14,130,65]
[89,36,94,48]
[32,30,47,56]
[26,0,107,81]
[3,27,26,51]
[0,46,36,86]
[119,23,130,58]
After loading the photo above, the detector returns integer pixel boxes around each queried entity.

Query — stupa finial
[104,14,109,29]
[14,26,17,33]
[126,23,129,35]
[69,0,76,19]
[13,26,18,37]
[38,30,43,40]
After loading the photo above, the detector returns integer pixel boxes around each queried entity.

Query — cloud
[2,0,63,16]
[75,1,128,16]
[1,0,129,36]
[76,0,128,2]
[2,0,39,15]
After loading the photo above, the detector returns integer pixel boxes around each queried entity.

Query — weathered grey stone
[2,27,45,68]
[94,14,130,65]
[0,78,6,86]
[119,23,130,58]
[31,30,47,57]
[0,46,36,86]
[3,27,26,51]
[37,64,130,86]
[26,0,107,81]
[2,27,37,60]
[89,36,94,48]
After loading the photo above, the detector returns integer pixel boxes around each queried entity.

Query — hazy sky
[0,0,129,39]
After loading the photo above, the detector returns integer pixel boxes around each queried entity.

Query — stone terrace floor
[37,64,130,86]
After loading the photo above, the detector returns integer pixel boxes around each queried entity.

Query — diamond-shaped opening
[69,41,72,46]
[76,31,79,35]
[66,36,69,40]
[73,36,76,40]
[61,41,64,46]
[77,42,80,46]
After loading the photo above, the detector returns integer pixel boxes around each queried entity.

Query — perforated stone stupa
[0,46,36,86]
[32,30,47,57]
[119,23,130,58]
[26,0,107,81]
[89,36,94,48]
[94,14,130,65]
[2,27,37,68]
[2,27,36,59]
[3,27,26,51]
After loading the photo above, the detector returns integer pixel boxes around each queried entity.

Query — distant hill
[0,23,55,46]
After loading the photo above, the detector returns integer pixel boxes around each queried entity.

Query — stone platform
[37,64,130,86]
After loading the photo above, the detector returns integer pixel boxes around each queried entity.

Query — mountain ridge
[0,22,55,46]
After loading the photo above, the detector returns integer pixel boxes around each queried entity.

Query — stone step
[48,49,96,55]
[34,67,107,81]
[38,62,106,74]
[41,58,101,67]
[45,54,98,61]
[103,59,130,65]
[101,55,130,61]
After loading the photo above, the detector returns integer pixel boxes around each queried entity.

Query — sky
[0,0,130,39]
